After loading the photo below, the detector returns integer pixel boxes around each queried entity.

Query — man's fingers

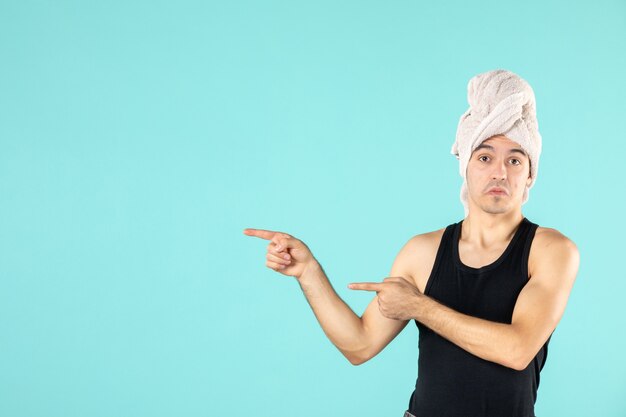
[243,228,281,241]
[266,260,287,271]
[348,282,383,292]
[271,234,293,252]
[245,228,295,255]
[267,251,291,265]
[267,242,284,256]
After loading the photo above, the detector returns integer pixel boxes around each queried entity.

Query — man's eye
[479,156,489,162]
[511,159,521,165]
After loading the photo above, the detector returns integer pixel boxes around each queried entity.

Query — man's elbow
[491,334,525,370]
[502,345,534,371]
[346,352,370,366]
[495,354,519,371]
[499,327,541,371]
[343,348,373,366]
[348,356,365,366]
[505,356,531,372]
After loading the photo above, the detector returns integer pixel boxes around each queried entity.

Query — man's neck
[462,210,525,248]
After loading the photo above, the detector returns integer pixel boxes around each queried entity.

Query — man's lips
[486,187,508,195]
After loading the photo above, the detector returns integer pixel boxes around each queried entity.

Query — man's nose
[491,159,507,180]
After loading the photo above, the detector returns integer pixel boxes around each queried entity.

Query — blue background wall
[1,1,624,416]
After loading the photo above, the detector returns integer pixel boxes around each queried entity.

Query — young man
[244,69,579,417]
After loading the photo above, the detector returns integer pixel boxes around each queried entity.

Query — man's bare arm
[348,236,425,364]
[298,237,417,365]
[409,230,579,370]
[295,261,371,364]
[244,228,416,365]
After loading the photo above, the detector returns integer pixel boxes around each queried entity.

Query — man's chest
[406,227,543,293]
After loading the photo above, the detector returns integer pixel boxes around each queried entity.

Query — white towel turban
[451,69,542,217]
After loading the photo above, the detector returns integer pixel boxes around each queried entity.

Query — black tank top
[408,217,550,417]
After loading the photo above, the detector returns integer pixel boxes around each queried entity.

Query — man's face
[466,135,532,215]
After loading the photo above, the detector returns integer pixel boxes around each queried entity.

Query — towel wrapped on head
[451,69,542,217]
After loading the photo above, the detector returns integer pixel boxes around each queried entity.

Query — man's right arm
[297,237,418,365]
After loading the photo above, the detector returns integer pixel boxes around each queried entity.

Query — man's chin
[482,206,510,215]
[477,198,512,214]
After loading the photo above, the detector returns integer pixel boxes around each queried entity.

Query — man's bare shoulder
[406,227,447,250]
[396,226,447,292]
[529,226,580,277]
[533,226,578,252]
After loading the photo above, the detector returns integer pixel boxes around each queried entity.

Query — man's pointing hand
[243,228,317,279]
[349,277,424,321]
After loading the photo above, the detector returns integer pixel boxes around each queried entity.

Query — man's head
[451,69,542,217]
[466,134,533,215]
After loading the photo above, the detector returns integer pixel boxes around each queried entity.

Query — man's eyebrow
[473,143,527,157]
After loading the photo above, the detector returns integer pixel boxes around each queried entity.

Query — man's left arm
[410,232,580,370]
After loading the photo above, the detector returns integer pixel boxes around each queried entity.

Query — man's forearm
[297,261,369,363]
[413,295,524,370]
